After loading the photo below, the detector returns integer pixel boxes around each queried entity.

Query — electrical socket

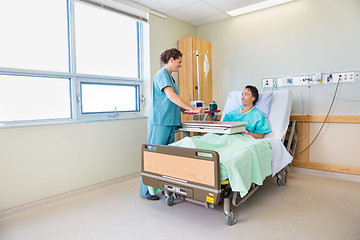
[355,72,360,81]
[263,78,273,88]
[332,72,355,82]
[342,72,354,82]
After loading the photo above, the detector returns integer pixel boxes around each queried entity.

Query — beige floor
[1,171,360,240]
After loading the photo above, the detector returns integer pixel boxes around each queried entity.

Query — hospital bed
[141,89,298,225]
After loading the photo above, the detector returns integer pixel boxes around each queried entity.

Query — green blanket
[170,133,272,197]
[175,133,272,197]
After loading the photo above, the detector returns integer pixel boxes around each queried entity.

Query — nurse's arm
[163,87,204,114]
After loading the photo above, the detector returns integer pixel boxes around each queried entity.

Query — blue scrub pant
[140,125,176,198]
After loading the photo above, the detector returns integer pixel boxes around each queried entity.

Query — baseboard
[291,167,360,183]
[0,173,140,220]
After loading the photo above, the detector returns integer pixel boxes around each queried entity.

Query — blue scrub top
[223,106,271,134]
[148,68,181,126]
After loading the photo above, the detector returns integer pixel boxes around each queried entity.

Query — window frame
[0,0,147,127]
[74,76,144,121]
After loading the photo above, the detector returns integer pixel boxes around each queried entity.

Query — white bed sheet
[268,138,293,176]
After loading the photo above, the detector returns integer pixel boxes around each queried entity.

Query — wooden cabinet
[178,37,212,121]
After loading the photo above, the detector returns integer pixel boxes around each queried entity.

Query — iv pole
[195,50,200,101]
[187,50,208,101]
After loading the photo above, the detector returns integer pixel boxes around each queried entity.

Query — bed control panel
[163,183,193,197]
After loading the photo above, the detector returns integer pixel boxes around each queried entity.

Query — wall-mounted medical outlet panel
[262,78,274,88]
[354,72,360,81]
[322,73,332,83]
[291,76,305,86]
[331,72,355,83]
[263,70,360,88]
[262,74,317,88]
[276,77,287,87]
[311,73,322,84]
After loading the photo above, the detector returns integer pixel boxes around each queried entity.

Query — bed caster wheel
[225,211,237,226]
[277,177,284,186]
[277,168,288,186]
[166,195,175,206]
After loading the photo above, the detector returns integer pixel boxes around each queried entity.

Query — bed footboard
[142,144,222,205]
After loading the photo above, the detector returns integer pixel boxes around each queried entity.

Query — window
[0,0,147,125]
[81,83,139,114]
[0,0,68,72]
[0,75,71,122]
[74,1,140,78]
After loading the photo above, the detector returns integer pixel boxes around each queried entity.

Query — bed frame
[142,89,298,225]
[142,120,297,225]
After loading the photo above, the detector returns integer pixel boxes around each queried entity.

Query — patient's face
[242,88,255,107]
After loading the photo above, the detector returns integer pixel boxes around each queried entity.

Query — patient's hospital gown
[223,106,271,134]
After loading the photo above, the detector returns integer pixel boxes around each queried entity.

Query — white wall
[148,14,197,84]
[197,0,360,114]
[0,120,147,211]
[0,14,196,212]
[197,0,360,169]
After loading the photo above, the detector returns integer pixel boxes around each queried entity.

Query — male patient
[223,85,271,139]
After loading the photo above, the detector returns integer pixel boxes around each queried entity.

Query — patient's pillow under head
[255,91,273,118]
[221,91,273,121]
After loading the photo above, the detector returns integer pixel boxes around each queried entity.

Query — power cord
[296,79,308,141]
[295,76,341,155]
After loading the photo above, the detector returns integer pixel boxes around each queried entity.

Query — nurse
[223,85,271,139]
[141,48,205,200]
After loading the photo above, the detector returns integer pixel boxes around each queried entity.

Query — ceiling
[127,0,268,26]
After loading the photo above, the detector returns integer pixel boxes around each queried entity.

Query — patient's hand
[243,131,264,139]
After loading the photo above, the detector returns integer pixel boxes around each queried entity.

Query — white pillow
[255,91,273,118]
[221,91,273,121]
[264,89,292,140]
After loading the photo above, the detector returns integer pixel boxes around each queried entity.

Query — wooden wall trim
[292,161,360,176]
[291,115,360,123]
[221,114,360,123]
[291,114,360,176]
[292,122,309,162]
[218,114,360,175]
